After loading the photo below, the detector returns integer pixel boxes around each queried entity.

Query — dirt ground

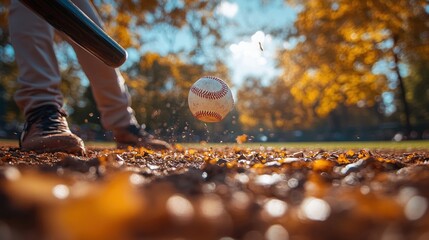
[1,144,429,240]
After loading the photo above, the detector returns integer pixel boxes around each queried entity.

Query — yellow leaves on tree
[237,78,314,131]
[281,0,428,121]
[110,13,134,48]
[95,0,223,53]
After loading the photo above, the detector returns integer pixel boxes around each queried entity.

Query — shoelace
[24,106,69,135]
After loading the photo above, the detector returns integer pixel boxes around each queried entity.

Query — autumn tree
[237,77,313,136]
[280,0,429,135]
[405,58,429,129]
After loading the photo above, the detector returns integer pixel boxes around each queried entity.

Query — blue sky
[224,0,296,88]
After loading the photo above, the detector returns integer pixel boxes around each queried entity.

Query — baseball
[188,76,234,122]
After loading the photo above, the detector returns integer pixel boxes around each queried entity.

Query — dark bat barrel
[18,0,128,68]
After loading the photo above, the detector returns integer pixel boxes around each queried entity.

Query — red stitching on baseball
[190,76,229,100]
[194,110,223,121]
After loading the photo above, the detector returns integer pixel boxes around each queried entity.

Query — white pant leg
[64,0,138,130]
[9,0,63,117]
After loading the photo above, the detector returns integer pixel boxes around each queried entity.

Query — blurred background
[0,0,428,143]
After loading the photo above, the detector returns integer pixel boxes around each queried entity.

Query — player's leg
[8,0,85,155]
[9,0,63,114]
[65,0,172,150]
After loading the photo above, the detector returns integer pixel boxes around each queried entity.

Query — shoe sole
[21,135,86,155]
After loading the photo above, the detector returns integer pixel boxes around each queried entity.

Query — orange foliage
[280,0,429,122]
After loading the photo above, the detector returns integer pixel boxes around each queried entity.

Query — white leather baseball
[188,76,234,122]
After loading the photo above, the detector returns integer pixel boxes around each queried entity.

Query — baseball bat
[18,0,128,68]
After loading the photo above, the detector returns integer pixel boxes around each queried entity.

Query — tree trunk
[392,37,412,137]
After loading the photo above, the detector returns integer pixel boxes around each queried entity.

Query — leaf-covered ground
[1,145,429,240]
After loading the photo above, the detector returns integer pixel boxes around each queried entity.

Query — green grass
[179,140,429,151]
[1,139,428,151]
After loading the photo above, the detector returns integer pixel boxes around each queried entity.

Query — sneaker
[114,124,172,151]
[20,105,86,155]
